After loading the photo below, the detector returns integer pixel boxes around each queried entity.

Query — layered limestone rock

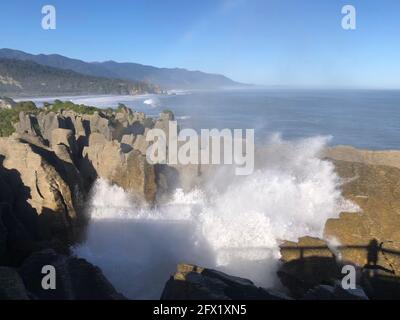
[323,145,400,169]
[279,237,344,298]
[36,112,66,144]
[278,150,400,299]
[59,110,90,153]
[14,112,41,137]
[0,103,182,299]
[324,159,400,274]
[12,107,164,205]
[0,135,84,252]
[86,111,120,141]
[132,128,151,155]
[15,110,120,145]
[115,105,145,128]
[280,236,334,262]
[51,128,79,158]
[81,133,157,204]
[281,149,400,274]
[154,110,174,141]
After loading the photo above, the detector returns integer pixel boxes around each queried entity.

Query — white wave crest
[74,135,358,298]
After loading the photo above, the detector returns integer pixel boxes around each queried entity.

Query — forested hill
[0,48,245,90]
[0,58,160,97]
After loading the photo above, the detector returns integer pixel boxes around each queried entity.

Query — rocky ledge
[161,263,367,300]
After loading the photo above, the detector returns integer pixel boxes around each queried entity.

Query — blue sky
[0,0,399,88]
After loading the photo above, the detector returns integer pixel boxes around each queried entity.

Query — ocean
[23,88,400,150]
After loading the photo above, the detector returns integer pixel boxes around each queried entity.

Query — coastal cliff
[0,98,174,299]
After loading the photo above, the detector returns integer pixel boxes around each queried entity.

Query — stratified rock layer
[324,159,400,274]
[278,147,400,299]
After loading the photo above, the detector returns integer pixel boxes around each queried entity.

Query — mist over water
[74,135,358,299]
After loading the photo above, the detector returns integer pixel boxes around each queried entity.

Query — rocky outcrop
[18,249,124,300]
[279,237,344,298]
[14,112,41,137]
[0,249,124,300]
[36,112,66,144]
[280,236,333,262]
[132,129,151,155]
[11,106,173,205]
[115,105,145,128]
[324,160,400,275]
[0,134,86,265]
[154,110,174,141]
[0,267,29,300]
[161,263,291,300]
[323,145,400,169]
[161,263,370,300]
[302,282,368,300]
[0,136,79,223]
[0,102,192,300]
[81,133,157,204]
[277,149,400,299]
[86,112,120,141]
[51,128,78,154]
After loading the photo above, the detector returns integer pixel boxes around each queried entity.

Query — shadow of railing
[281,240,400,273]
[278,238,400,299]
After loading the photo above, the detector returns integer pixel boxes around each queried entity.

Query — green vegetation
[116,103,128,112]
[0,99,104,137]
[0,98,160,137]
[0,101,37,137]
[47,100,101,115]
[162,109,174,119]
[0,58,159,96]
[143,117,154,129]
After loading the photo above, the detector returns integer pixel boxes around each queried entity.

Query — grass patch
[0,101,38,137]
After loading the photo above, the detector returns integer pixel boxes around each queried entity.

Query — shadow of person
[367,238,379,266]
[363,238,395,276]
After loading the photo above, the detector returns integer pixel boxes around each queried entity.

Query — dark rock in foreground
[161,263,372,300]
[302,282,368,300]
[161,263,291,300]
[1,249,125,300]
[0,267,29,300]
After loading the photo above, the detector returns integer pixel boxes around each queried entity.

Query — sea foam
[74,135,358,299]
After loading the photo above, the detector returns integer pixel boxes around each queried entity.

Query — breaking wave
[143,97,161,108]
[74,135,358,299]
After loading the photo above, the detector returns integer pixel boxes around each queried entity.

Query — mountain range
[0,48,243,96]
[0,58,160,97]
